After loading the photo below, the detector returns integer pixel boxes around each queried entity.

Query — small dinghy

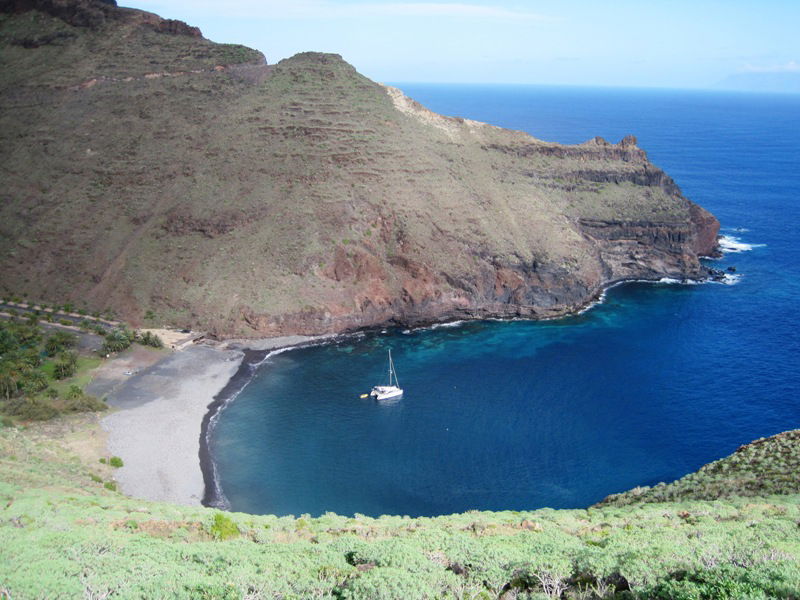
[370,349,403,401]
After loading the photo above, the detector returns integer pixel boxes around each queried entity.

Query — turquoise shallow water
[211,86,800,517]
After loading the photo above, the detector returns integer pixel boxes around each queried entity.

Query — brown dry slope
[0,0,719,337]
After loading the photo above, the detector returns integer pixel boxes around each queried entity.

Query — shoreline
[104,267,735,510]
[199,270,736,510]
[100,334,333,507]
[199,348,271,509]
[200,334,340,509]
[101,344,245,505]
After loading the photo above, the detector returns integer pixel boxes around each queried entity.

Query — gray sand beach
[101,345,244,505]
[99,334,331,506]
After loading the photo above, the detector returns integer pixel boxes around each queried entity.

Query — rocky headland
[0,0,719,338]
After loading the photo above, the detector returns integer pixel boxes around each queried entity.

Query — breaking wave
[719,234,765,254]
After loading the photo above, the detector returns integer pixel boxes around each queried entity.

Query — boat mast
[388,350,399,387]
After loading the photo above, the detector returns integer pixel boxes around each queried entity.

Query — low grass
[39,355,102,396]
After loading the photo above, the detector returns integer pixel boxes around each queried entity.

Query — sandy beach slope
[101,345,244,505]
[99,334,328,506]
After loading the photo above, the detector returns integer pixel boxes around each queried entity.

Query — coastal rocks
[487,134,649,163]
[689,204,722,257]
[234,231,710,337]
[707,268,729,282]
[577,218,710,282]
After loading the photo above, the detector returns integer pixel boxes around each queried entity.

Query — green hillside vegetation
[597,430,800,507]
[1,422,799,598]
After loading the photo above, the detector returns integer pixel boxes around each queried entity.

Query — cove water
[212,85,800,517]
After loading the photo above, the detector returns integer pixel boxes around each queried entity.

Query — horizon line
[384,81,800,96]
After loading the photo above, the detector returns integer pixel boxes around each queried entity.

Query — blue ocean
[211,85,800,517]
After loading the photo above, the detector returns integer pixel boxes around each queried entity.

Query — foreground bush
[63,392,107,413]
[3,396,59,420]
[645,562,800,599]
[2,425,800,599]
[210,512,240,540]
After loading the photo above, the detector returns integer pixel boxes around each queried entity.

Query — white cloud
[742,60,800,73]
[126,0,548,21]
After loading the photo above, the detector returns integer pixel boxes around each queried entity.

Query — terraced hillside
[1,420,799,598]
[0,0,718,338]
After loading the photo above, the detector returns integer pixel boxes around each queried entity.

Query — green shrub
[20,370,48,395]
[45,387,59,399]
[109,456,124,468]
[59,319,73,326]
[138,331,164,348]
[183,583,240,600]
[210,512,240,540]
[102,328,133,354]
[53,351,78,379]
[104,481,117,491]
[15,347,42,369]
[14,324,41,346]
[65,385,83,400]
[645,563,799,599]
[52,361,73,379]
[3,396,59,420]
[63,392,107,413]
[90,473,102,483]
[99,458,107,464]
[340,566,455,600]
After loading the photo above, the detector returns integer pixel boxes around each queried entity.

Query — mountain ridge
[0,0,719,338]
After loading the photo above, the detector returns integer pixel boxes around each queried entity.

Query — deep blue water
[212,85,800,517]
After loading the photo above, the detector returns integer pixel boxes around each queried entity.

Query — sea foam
[718,234,765,254]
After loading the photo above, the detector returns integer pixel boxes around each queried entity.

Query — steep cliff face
[0,2,719,337]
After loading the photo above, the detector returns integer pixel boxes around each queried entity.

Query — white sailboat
[370,349,403,401]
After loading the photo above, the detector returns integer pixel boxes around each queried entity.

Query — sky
[122,0,799,88]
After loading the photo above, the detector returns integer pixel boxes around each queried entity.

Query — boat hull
[370,386,403,401]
